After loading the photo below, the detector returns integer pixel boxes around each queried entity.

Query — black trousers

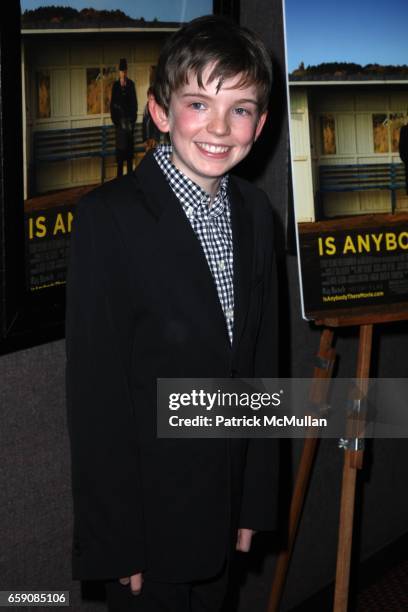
[105,560,228,612]
[116,153,133,177]
[115,125,134,177]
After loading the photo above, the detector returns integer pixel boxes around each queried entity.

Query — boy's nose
[207,113,231,136]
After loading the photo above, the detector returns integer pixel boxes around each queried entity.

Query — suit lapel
[131,155,254,354]
[132,153,231,348]
[229,177,253,354]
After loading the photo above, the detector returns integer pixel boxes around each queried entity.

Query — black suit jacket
[65,151,279,583]
[399,124,408,163]
[110,78,138,126]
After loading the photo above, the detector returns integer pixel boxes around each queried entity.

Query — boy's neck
[169,155,223,204]
[206,178,222,204]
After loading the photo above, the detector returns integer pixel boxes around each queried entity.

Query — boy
[66,15,278,612]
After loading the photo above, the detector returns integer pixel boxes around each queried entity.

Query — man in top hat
[110,58,138,177]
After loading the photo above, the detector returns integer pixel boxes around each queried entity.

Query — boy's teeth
[198,143,229,153]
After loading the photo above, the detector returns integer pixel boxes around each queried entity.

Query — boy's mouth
[195,142,231,154]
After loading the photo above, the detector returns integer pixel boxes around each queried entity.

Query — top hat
[119,58,127,71]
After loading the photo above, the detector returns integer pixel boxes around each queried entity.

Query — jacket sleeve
[399,126,408,162]
[130,80,138,124]
[65,194,146,580]
[110,82,120,126]
[239,200,279,531]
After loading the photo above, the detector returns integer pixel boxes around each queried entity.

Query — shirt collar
[153,144,229,218]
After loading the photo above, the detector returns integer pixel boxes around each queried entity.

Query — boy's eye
[190,102,206,111]
[233,107,251,117]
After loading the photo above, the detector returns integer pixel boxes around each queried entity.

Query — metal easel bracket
[315,355,332,370]
[338,437,365,451]
[338,396,367,451]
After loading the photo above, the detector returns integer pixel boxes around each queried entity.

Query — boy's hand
[119,573,143,595]
[236,528,256,552]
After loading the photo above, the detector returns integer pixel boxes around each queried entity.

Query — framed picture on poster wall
[0,0,240,354]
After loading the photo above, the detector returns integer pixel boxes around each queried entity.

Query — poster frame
[0,0,240,355]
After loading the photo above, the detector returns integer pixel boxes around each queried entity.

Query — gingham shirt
[154,144,234,344]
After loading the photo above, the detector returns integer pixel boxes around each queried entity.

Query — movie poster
[21,0,212,291]
[285,0,408,319]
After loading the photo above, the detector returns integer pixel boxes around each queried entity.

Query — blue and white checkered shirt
[154,144,234,344]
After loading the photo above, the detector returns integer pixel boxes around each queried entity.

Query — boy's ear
[148,96,170,133]
[254,111,268,141]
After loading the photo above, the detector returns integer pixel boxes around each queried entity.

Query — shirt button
[186,206,194,218]
[226,308,234,320]
[218,260,225,270]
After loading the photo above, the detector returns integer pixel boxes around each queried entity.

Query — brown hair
[152,15,273,114]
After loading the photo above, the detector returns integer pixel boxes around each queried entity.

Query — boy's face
[149,64,267,195]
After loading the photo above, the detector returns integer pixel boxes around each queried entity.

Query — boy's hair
[152,15,273,115]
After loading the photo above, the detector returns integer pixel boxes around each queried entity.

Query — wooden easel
[267,305,408,612]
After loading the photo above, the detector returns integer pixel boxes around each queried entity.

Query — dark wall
[1,1,408,611]
[0,340,105,611]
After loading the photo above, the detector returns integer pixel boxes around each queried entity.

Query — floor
[290,532,408,611]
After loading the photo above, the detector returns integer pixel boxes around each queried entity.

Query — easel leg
[333,450,358,611]
[267,328,336,612]
[333,324,373,612]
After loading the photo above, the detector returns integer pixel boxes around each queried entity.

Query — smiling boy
[149,65,266,196]
[66,15,279,612]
